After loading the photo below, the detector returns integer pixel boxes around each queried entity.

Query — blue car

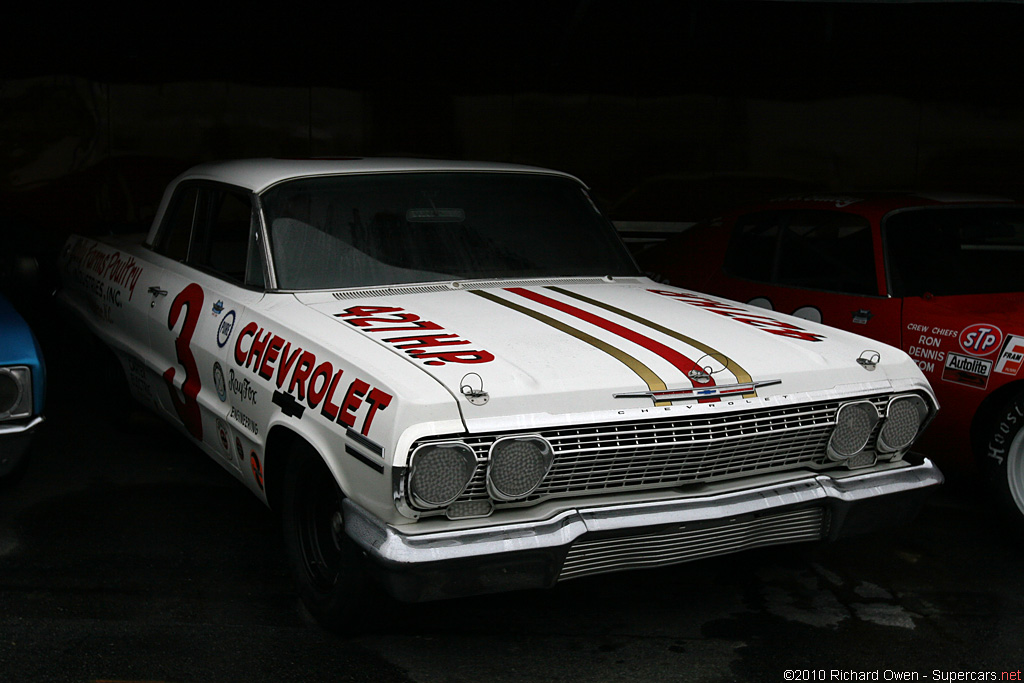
[0,294,45,480]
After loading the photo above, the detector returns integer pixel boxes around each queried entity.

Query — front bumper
[0,416,43,477]
[344,458,943,602]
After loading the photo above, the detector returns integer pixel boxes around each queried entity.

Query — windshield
[260,172,638,290]
[885,206,1024,296]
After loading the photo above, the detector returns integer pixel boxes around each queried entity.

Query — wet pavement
[2,336,1024,682]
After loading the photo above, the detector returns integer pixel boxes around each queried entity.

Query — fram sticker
[959,324,1003,357]
[942,352,993,389]
[995,335,1024,376]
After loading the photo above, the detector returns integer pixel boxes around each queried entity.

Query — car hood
[296,279,929,432]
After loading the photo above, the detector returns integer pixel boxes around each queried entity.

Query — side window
[725,210,877,296]
[155,186,199,261]
[186,186,264,287]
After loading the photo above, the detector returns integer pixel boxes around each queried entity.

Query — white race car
[58,158,942,628]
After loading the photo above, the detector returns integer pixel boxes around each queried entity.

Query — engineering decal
[335,306,495,366]
[648,289,826,342]
[233,321,393,437]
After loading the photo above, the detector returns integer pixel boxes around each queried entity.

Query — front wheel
[978,393,1024,531]
[280,442,378,631]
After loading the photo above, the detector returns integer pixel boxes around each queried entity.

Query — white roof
[171,157,577,194]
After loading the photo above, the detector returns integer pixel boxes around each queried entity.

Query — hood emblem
[614,379,782,404]
[687,368,712,384]
[460,372,489,406]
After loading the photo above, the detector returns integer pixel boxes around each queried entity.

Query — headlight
[408,442,477,508]
[877,395,929,455]
[486,436,554,501]
[827,401,878,461]
[0,367,33,421]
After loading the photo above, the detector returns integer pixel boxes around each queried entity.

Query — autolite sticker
[233,321,392,438]
[648,289,826,342]
[942,352,993,389]
[336,306,495,366]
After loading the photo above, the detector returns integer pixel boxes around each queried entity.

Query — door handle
[148,286,168,307]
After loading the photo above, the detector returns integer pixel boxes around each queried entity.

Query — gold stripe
[548,286,756,396]
[471,290,670,405]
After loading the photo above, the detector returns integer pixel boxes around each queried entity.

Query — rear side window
[152,182,264,287]
[725,210,877,296]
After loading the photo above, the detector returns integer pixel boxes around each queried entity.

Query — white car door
[144,182,265,471]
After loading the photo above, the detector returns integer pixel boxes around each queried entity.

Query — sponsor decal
[995,335,1024,376]
[67,240,145,301]
[649,290,826,342]
[216,419,230,454]
[250,451,264,490]
[235,437,245,463]
[126,355,152,398]
[959,323,1003,357]
[335,306,494,366]
[233,321,393,437]
[942,352,993,389]
[213,363,227,402]
[228,369,257,404]
[217,310,236,348]
[212,300,225,315]
[229,406,259,436]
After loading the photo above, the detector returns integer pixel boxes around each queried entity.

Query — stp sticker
[959,324,1003,357]
[995,335,1024,376]
[942,352,993,389]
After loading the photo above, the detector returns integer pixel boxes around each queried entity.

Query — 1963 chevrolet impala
[57,158,941,629]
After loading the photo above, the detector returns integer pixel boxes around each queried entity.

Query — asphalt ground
[2,321,1024,682]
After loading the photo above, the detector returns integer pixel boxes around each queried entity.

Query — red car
[640,193,1024,524]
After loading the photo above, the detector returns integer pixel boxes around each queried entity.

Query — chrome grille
[559,507,827,581]
[414,395,891,512]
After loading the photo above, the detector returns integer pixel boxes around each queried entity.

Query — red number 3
[164,283,204,440]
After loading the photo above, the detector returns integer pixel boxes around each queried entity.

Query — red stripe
[506,287,714,388]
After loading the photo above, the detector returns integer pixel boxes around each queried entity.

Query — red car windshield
[884,206,1024,297]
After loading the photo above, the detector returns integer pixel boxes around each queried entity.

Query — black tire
[280,441,379,631]
[978,392,1024,531]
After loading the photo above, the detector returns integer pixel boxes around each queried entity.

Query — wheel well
[970,379,1024,457]
[263,425,304,514]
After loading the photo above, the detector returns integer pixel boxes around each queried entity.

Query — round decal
[217,310,236,348]
[250,451,264,491]
[959,324,1003,357]
[216,419,230,453]
[213,362,227,402]
[235,436,245,463]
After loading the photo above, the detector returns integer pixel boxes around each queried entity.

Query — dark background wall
[2,1,1023,242]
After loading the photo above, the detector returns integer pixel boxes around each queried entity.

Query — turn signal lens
[486,436,553,501]
[828,401,878,461]
[877,395,929,454]
[408,442,477,508]
[0,367,32,421]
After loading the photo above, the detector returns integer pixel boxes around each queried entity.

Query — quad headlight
[827,401,879,461]
[877,395,929,455]
[486,436,553,501]
[408,442,477,508]
[0,367,33,421]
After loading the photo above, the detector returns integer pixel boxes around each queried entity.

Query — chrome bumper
[0,416,43,477]
[344,458,943,602]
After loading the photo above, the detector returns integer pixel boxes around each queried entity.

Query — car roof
[171,157,578,194]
